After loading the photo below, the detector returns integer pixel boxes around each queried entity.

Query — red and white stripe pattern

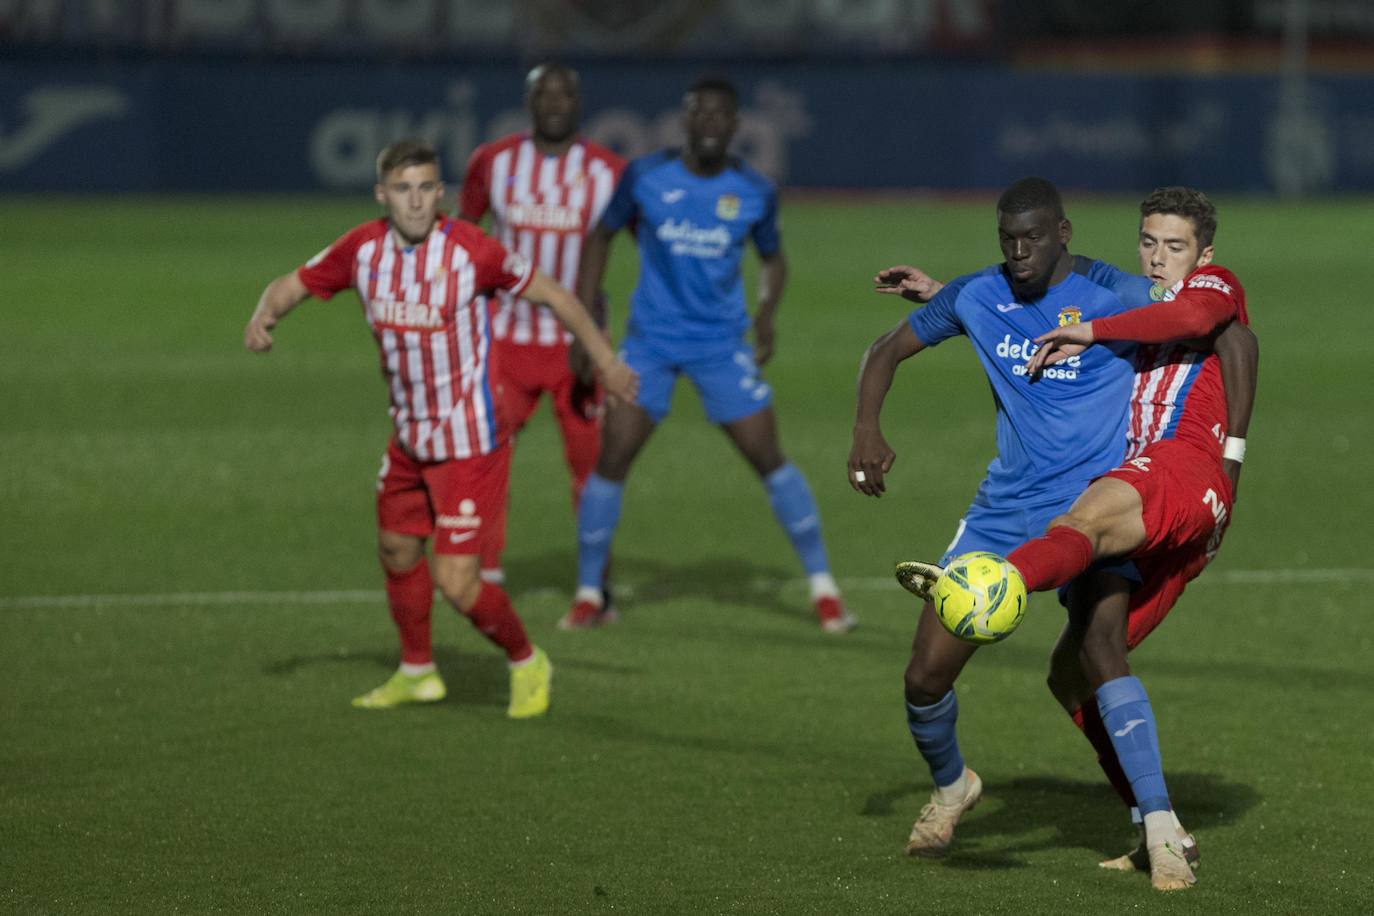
[298,216,532,462]
[462,135,623,347]
[1124,342,1206,459]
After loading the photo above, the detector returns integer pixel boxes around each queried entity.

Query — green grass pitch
[3,194,1372,914]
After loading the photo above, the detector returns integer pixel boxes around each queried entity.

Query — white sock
[509,650,538,669]
[574,585,603,607]
[808,571,839,600]
[400,661,435,677]
[933,768,969,806]
[1143,810,1181,848]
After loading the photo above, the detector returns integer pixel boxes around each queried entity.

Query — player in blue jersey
[564,77,852,632]
[849,177,1188,861]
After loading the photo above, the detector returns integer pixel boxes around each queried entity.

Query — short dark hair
[376,138,439,182]
[1140,186,1218,249]
[997,177,1065,219]
[685,76,739,108]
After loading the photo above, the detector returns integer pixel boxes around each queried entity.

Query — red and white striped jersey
[1124,265,1249,460]
[461,134,624,347]
[297,215,533,462]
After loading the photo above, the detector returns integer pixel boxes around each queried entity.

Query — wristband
[1222,436,1246,463]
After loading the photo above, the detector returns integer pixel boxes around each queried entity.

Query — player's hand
[1026,322,1095,377]
[874,265,943,303]
[849,424,896,497]
[598,358,639,407]
[244,314,276,353]
[753,312,776,366]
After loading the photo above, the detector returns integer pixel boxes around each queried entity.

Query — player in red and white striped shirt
[244,139,636,718]
[460,64,626,608]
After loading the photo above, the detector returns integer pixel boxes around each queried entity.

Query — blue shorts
[622,335,772,424]
[942,494,1139,592]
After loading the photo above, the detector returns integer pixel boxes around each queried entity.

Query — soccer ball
[932,552,1027,645]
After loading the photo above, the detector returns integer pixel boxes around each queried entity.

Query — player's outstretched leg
[1096,675,1194,890]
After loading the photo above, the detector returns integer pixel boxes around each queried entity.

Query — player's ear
[1197,244,1214,267]
[1059,218,1072,244]
[373,184,386,207]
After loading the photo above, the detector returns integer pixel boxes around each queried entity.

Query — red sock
[1071,705,1137,809]
[385,560,434,665]
[1007,525,1095,592]
[464,581,533,663]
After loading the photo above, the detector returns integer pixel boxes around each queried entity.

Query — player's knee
[432,558,481,612]
[903,661,952,708]
[378,533,424,573]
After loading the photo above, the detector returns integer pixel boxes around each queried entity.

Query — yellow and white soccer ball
[933,552,1027,645]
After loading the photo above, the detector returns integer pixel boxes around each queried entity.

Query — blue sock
[906,690,965,787]
[1096,675,1171,815]
[763,463,830,575]
[576,473,623,590]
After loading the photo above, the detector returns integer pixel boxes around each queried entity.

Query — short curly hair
[1140,186,1217,249]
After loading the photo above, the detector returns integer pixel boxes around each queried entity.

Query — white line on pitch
[1,567,1370,611]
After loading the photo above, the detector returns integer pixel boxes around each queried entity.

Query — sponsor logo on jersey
[1187,273,1232,295]
[715,193,740,220]
[656,218,730,258]
[995,302,1023,313]
[1057,306,1082,327]
[503,202,583,232]
[996,333,1081,379]
[1126,456,1152,472]
[661,189,686,204]
[370,299,445,330]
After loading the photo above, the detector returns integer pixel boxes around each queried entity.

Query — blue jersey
[600,150,780,355]
[909,256,1147,506]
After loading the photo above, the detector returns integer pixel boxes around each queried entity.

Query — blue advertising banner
[2,57,1372,193]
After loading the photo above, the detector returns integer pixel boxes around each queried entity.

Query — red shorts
[491,338,601,444]
[1103,438,1233,558]
[1125,546,1212,649]
[375,438,510,556]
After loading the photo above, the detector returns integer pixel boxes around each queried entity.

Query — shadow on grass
[505,547,843,628]
[264,645,507,710]
[864,772,1261,870]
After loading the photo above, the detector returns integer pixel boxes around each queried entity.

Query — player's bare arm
[244,271,310,353]
[1213,320,1259,497]
[569,223,616,382]
[874,265,944,303]
[524,269,638,404]
[850,320,926,497]
[753,250,786,365]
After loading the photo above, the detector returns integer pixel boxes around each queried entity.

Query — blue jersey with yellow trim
[909,256,1147,506]
[600,150,780,355]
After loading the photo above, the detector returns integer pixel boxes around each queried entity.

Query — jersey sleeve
[458,144,491,222]
[1093,266,1241,343]
[468,227,534,297]
[750,183,781,257]
[907,274,972,347]
[1083,258,1155,309]
[598,157,642,232]
[296,227,365,300]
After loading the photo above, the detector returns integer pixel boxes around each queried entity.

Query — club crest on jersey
[1148,283,1167,301]
[715,194,740,220]
[1057,306,1083,327]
